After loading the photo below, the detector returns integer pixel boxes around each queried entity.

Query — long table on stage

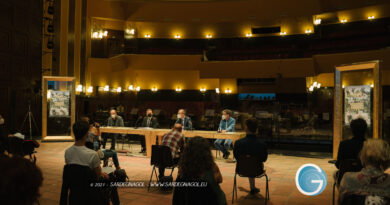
[99,127,246,157]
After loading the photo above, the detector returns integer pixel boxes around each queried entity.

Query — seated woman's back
[173,136,227,205]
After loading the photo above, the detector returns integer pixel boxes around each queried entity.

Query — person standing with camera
[103,109,124,150]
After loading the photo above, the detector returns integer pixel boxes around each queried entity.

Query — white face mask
[111,114,116,119]
[221,115,226,120]
[177,114,182,119]
[0,118,4,125]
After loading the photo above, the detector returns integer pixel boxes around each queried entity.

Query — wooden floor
[37,142,338,205]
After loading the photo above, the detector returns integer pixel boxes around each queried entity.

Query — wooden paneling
[0,1,42,135]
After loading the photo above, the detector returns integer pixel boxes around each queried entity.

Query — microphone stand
[134,116,142,129]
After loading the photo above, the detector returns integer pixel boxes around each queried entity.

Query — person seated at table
[81,117,121,170]
[335,118,367,169]
[176,109,192,130]
[103,108,124,150]
[173,136,226,205]
[214,109,236,159]
[138,109,159,153]
[233,118,268,195]
[160,123,185,179]
[0,155,43,205]
[339,139,390,204]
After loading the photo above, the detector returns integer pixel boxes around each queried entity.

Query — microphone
[134,116,143,128]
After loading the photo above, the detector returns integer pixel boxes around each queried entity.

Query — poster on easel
[49,90,70,117]
[344,85,371,125]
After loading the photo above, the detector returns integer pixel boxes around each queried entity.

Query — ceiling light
[314,19,322,25]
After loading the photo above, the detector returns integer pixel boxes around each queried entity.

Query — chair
[148,145,177,191]
[60,164,108,205]
[173,177,219,205]
[332,159,362,205]
[232,154,269,204]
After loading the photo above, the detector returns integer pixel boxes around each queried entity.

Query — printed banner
[344,85,371,125]
[49,91,70,117]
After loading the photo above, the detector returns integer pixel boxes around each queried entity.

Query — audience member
[160,123,185,179]
[65,121,120,204]
[0,155,43,205]
[233,118,268,195]
[339,139,390,204]
[81,117,121,170]
[0,114,6,154]
[103,108,124,150]
[335,118,367,168]
[173,136,226,205]
[214,109,236,159]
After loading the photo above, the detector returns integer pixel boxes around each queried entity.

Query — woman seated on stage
[173,136,227,205]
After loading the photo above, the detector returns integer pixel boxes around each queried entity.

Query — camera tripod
[20,103,39,140]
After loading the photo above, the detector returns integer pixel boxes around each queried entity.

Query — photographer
[81,116,121,170]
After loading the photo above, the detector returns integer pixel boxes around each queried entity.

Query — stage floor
[36,142,337,205]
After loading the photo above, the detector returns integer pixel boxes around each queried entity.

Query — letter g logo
[295,163,327,196]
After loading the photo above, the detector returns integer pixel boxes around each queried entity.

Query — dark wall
[0,0,42,135]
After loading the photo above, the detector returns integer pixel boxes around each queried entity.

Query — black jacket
[141,116,159,128]
[175,116,193,130]
[336,137,365,169]
[233,134,268,164]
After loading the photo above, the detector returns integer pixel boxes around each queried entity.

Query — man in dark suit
[139,109,159,153]
[335,118,367,169]
[175,109,192,130]
[103,109,124,150]
[233,118,268,195]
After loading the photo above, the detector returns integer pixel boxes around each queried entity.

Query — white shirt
[65,145,100,169]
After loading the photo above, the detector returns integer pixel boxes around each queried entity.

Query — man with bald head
[159,123,185,179]
[175,109,192,130]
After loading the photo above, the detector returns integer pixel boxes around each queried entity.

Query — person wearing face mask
[175,109,192,130]
[139,109,159,153]
[0,114,5,154]
[103,108,124,150]
[214,109,236,159]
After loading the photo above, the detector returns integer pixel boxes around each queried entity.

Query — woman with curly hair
[173,136,227,205]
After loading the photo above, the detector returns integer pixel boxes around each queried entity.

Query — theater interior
[1,0,390,204]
